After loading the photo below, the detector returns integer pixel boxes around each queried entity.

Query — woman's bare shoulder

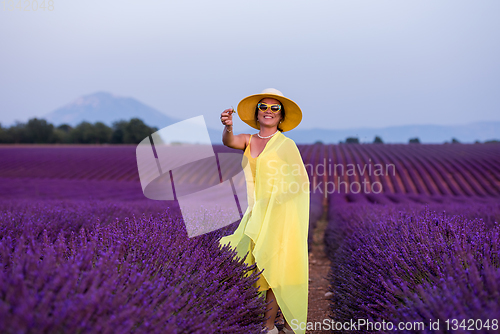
[231,133,252,151]
[225,133,252,151]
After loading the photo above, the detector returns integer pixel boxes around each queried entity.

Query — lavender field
[316,142,500,334]
[0,200,265,333]
[324,198,500,333]
[1,143,499,333]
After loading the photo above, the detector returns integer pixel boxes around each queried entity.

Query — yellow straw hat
[236,88,302,132]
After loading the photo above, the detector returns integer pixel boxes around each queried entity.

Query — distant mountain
[42,91,224,143]
[285,121,500,144]
[44,91,179,129]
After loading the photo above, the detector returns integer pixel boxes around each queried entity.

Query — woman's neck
[258,126,279,138]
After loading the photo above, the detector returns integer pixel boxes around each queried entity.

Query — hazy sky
[1,0,499,131]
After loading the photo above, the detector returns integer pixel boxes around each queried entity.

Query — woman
[218,88,310,334]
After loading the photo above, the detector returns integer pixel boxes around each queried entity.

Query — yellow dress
[219,131,310,334]
[245,135,270,292]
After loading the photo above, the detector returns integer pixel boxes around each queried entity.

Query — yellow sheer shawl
[219,131,310,334]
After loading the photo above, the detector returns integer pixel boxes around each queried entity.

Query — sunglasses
[257,103,282,113]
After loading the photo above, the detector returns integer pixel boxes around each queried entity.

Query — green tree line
[0,118,159,144]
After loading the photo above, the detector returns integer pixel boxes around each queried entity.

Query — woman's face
[257,97,283,129]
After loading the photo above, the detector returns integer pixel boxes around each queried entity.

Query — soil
[305,217,332,333]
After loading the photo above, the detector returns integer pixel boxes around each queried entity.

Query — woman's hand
[220,108,234,127]
[221,107,248,150]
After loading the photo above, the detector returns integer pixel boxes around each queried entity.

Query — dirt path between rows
[305,216,332,333]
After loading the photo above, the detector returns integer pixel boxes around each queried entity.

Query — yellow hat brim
[236,93,302,132]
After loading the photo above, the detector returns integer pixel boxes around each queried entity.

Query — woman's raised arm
[221,108,249,150]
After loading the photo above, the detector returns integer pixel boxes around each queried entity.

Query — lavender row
[0,200,266,334]
[324,199,500,333]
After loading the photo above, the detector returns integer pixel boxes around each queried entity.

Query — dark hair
[254,100,286,132]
